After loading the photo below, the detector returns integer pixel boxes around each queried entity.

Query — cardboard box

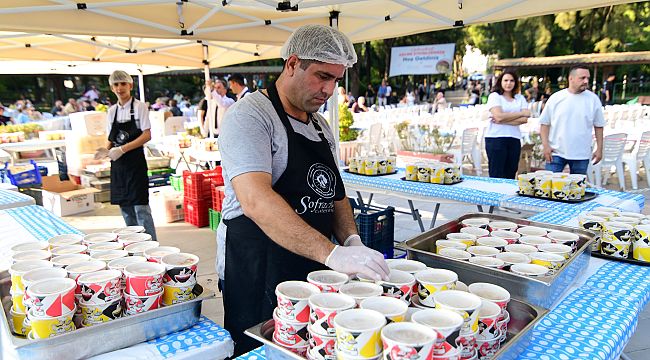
[69,111,108,137]
[40,176,99,216]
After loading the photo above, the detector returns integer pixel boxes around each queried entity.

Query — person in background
[83,100,95,111]
[364,84,375,106]
[337,86,349,106]
[173,91,184,103]
[83,85,100,101]
[386,81,393,105]
[484,70,530,179]
[377,79,388,107]
[432,91,448,113]
[540,66,604,174]
[352,96,369,113]
[51,100,65,116]
[468,89,481,105]
[181,102,193,118]
[0,106,14,125]
[168,99,182,116]
[14,109,30,124]
[96,70,157,240]
[228,73,250,101]
[63,98,78,115]
[205,78,235,136]
[604,74,616,105]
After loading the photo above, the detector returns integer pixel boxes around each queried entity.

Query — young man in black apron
[97,70,157,241]
[217,25,389,357]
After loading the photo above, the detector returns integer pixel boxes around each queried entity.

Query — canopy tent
[0,1,638,45]
[0,59,190,75]
[493,51,650,69]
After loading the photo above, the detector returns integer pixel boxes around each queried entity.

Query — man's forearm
[498,116,528,125]
[540,124,551,147]
[332,198,358,245]
[121,130,151,152]
[594,126,604,151]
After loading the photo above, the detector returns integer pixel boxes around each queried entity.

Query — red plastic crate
[183,197,211,227]
[183,167,223,200]
[211,185,225,212]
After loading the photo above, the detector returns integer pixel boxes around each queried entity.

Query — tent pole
[593,66,598,93]
[137,69,146,103]
[329,11,341,164]
[203,43,214,138]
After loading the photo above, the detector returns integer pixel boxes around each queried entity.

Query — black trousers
[485,137,521,179]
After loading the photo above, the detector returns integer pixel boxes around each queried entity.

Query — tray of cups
[516,171,597,203]
[577,208,650,266]
[245,267,547,360]
[0,235,214,360]
[396,213,594,309]
[346,156,397,176]
[403,161,463,185]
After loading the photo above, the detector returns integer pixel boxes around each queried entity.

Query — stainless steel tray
[396,213,594,309]
[245,298,547,360]
[0,269,215,360]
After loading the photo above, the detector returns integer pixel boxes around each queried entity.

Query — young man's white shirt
[538,89,606,160]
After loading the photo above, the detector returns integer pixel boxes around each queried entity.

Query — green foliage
[338,104,358,142]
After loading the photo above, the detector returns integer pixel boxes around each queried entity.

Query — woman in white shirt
[484,70,531,179]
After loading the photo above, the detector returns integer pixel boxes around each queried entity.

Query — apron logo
[307,163,336,199]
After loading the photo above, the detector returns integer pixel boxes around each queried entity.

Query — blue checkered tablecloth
[4,205,82,240]
[0,189,34,210]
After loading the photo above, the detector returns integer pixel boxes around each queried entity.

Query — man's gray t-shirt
[215,90,338,279]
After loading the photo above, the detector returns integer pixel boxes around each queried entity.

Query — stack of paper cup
[273,281,321,356]
[633,225,650,261]
[47,234,83,249]
[307,292,355,360]
[25,278,77,339]
[123,262,165,315]
[468,283,511,344]
[77,269,123,327]
[334,308,386,360]
[82,233,118,247]
[107,256,147,289]
[160,253,199,306]
[307,270,349,293]
[143,246,180,263]
[411,308,464,358]
[433,290,483,359]
[66,260,107,326]
[381,322,439,360]
[600,221,634,258]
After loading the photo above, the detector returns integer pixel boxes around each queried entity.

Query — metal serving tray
[0,270,215,360]
[245,298,547,360]
[397,213,594,309]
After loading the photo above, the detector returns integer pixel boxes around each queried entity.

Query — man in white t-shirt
[539,66,605,174]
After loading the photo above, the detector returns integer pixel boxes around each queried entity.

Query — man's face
[214,81,227,96]
[569,69,590,93]
[287,57,345,113]
[229,80,242,94]
[110,82,133,101]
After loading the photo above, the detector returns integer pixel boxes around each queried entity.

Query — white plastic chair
[449,127,482,176]
[622,131,650,189]
[587,133,628,190]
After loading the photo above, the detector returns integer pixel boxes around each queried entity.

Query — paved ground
[62,167,650,359]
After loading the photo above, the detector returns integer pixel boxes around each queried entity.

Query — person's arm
[211,91,235,108]
[593,126,604,164]
[233,172,336,263]
[499,117,529,125]
[332,199,359,245]
[540,124,552,162]
[605,89,611,102]
[490,107,530,123]
[120,129,151,153]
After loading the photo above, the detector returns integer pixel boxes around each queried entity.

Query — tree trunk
[383,38,395,79]
[350,62,360,98]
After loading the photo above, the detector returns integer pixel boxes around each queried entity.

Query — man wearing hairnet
[96,70,157,240]
[217,25,389,355]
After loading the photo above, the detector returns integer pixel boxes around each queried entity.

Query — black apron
[223,82,346,357]
[108,99,149,206]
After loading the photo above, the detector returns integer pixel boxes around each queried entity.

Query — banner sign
[389,43,455,77]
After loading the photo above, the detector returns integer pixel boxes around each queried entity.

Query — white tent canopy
[0,1,638,45]
[0,59,191,75]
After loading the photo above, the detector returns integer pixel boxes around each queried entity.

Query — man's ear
[285,55,299,77]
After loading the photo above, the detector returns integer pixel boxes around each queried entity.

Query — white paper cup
[307,324,337,360]
[510,263,549,277]
[77,269,122,304]
[307,270,349,293]
[529,252,565,274]
[82,233,118,246]
[51,254,91,268]
[381,322,437,360]
[27,278,76,317]
[124,262,166,296]
[476,237,508,251]
[615,216,641,225]
[107,256,147,287]
[50,244,87,257]
[460,227,490,238]
[339,281,383,306]
[143,246,180,263]
[11,250,51,263]
[468,283,510,311]
[489,230,520,244]
[466,246,500,257]
[111,226,145,235]
[47,234,83,249]
[436,240,468,253]
[547,231,580,252]
[360,296,408,323]
[468,256,505,269]
[461,218,490,229]
[87,242,123,255]
[90,250,129,262]
[308,292,356,336]
[439,248,472,261]
[411,308,464,354]
[538,243,572,259]
[124,241,159,256]
[495,252,530,270]
[10,242,49,255]
[504,244,538,255]
[488,221,518,232]
[272,308,309,347]
[334,308,386,358]
[66,260,107,294]
[516,226,548,237]
[276,281,321,323]
[446,233,477,247]
[477,300,501,339]
[518,235,551,248]
[415,269,458,307]
[386,259,427,274]
[22,267,68,312]
[117,233,152,248]
[360,270,415,303]
[9,260,53,293]
[433,290,482,334]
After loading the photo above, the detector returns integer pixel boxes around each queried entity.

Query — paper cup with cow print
[381,322,437,360]
[308,292,356,336]
[359,270,415,304]
[26,278,76,318]
[80,298,122,326]
[275,281,320,323]
[161,253,199,287]
[124,262,165,297]
[77,270,122,305]
[273,307,309,347]
[124,291,162,315]
[308,324,337,360]
[415,269,458,307]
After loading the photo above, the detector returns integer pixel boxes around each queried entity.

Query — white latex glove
[344,234,364,246]
[94,147,109,160]
[325,245,389,281]
[108,146,125,161]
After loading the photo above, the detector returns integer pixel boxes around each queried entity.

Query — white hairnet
[281,24,357,68]
[109,70,133,85]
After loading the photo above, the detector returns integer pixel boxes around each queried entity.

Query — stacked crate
[209,185,226,231]
[183,167,223,227]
